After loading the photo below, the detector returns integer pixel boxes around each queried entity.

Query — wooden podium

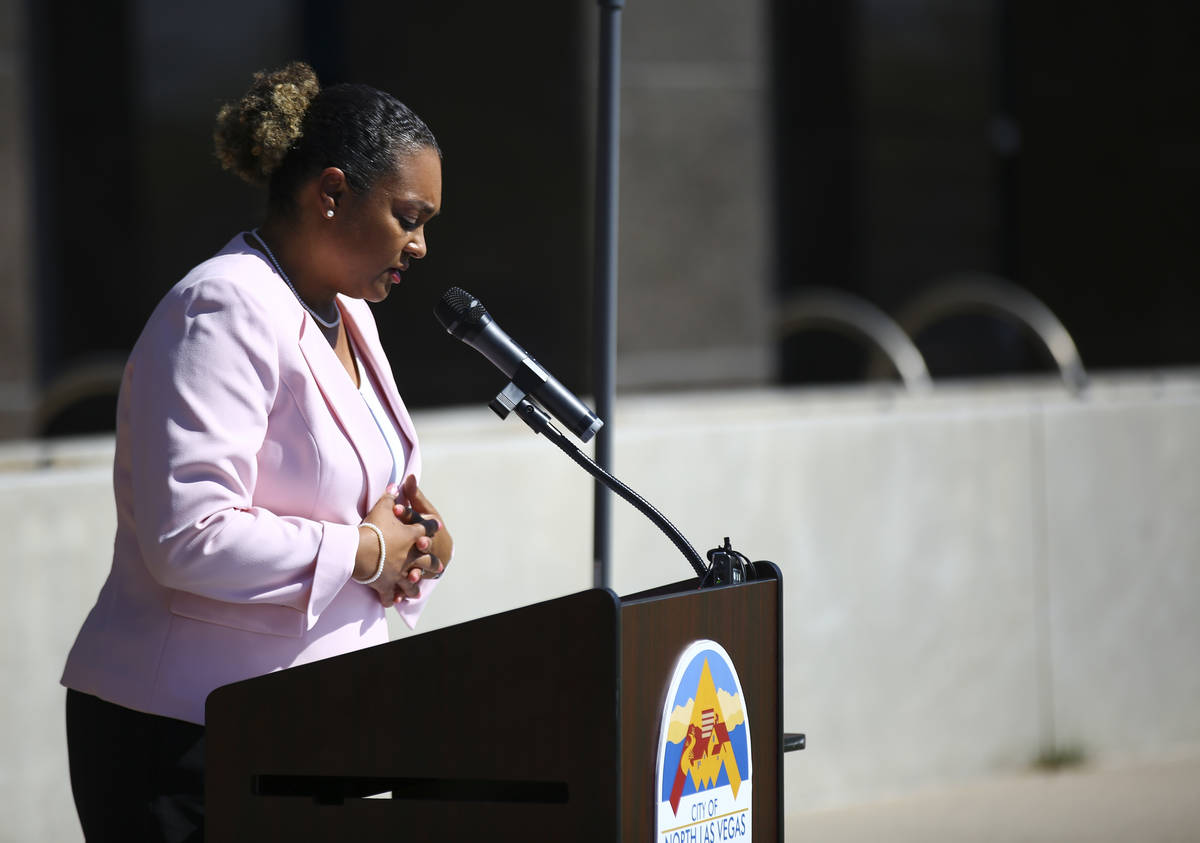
[206,565,784,841]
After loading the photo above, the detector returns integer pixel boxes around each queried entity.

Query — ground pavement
[787,749,1200,842]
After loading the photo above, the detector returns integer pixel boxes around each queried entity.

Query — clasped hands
[355,475,453,607]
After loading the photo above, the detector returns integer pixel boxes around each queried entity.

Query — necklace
[252,228,341,329]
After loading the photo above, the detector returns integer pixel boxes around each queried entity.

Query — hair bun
[213,62,321,186]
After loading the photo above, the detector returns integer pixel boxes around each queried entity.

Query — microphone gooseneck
[434,286,743,585]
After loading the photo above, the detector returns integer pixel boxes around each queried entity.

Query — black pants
[66,689,206,842]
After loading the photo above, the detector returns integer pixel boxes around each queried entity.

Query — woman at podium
[59,62,453,841]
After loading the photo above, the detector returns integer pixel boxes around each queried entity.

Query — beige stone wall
[0,0,34,438]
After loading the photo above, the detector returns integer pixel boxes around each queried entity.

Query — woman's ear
[316,167,348,215]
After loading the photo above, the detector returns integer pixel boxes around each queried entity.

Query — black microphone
[435,287,604,442]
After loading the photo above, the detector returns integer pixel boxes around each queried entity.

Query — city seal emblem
[655,639,752,842]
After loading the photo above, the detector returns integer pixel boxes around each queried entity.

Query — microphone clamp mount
[488,358,555,423]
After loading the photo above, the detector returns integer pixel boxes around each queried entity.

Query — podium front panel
[207,588,623,841]
[620,570,782,842]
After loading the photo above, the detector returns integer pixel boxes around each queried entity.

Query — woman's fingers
[378,558,444,606]
[394,576,421,600]
[361,480,449,606]
[403,550,443,579]
[402,474,422,505]
[402,476,443,520]
[395,503,439,536]
[394,543,443,597]
[424,554,443,579]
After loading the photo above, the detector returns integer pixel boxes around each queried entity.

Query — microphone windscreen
[435,287,490,336]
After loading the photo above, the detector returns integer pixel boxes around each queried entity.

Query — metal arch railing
[776,287,933,392]
[864,273,1088,393]
[32,355,128,437]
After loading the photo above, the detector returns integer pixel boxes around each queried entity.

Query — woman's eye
[398,216,419,231]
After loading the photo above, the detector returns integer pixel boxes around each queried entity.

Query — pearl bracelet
[353,522,386,584]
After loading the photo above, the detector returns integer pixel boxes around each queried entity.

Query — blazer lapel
[296,312,393,512]
[341,302,421,483]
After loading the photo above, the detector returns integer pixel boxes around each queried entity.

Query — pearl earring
[325,209,335,219]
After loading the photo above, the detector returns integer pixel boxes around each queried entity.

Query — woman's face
[325,145,443,302]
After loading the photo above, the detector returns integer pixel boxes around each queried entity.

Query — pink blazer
[61,234,437,725]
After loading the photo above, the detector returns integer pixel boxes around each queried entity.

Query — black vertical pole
[593,0,623,590]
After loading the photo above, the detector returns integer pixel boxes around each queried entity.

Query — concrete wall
[3,373,1200,840]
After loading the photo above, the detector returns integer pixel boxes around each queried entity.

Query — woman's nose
[405,231,428,259]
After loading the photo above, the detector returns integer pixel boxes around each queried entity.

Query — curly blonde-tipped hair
[213,62,321,186]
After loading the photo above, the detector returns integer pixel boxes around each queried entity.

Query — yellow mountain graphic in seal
[668,657,743,814]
